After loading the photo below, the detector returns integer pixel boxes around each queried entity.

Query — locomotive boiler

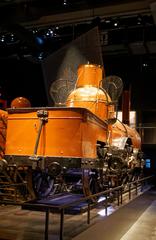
[0,63,143,200]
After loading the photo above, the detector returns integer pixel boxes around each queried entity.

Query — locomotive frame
[0,63,144,201]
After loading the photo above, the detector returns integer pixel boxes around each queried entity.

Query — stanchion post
[141,180,143,192]
[105,194,108,216]
[117,190,120,206]
[60,208,64,240]
[87,202,90,224]
[120,187,123,205]
[136,181,138,195]
[129,183,131,200]
[45,208,50,240]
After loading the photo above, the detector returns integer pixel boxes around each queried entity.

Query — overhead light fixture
[63,0,67,6]
[105,19,111,24]
[142,63,148,67]
[137,15,142,25]
[0,35,5,42]
[35,36,44,46]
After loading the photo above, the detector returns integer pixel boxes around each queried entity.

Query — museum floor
[0,186,156,240]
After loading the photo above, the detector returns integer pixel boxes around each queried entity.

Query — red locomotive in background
[0,63,144,200]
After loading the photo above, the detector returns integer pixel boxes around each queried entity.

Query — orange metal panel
[112,120,141,149]
[5,109,82,157]
[0,110,7,159]
[81,112,108,158]
[43,110,83,157]
[5,111,40,156]
[5,108,108,159]
[125,124,141,149]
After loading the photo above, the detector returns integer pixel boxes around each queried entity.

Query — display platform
[22,192,89,214]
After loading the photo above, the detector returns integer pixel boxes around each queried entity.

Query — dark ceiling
[0,0,154,28]
[1,0,156,110]
[0,0,156,58]
[0,0,148,26]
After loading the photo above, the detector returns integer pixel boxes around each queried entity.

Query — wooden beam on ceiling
[24,0,152,28]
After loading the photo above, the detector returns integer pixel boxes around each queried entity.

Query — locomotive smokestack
[76,64,103,88]
[122,89,131,125]
[66,64,115,121]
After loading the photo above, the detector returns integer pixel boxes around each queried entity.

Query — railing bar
[87,202,90,224]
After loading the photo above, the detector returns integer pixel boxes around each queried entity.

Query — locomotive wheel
[32,171,55,199]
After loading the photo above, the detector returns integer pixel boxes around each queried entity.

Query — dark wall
[1,53,156,111]
[104,54,156,111]
[1,53,156,112]
[0,57,48,107]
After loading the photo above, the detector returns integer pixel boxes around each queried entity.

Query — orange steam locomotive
[0,64,143,200]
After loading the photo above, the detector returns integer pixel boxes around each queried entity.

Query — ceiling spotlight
[63,0,67,6]
[142,63,148,67]
[35,36,44,46]
[137,16,142,25]
[105,19,111,24]
[46,29,54,37]
[37,52,44,60]
[33,29,38,34]
[10,34,14,42]
[113,18,119,27]
[0,35,5,42]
